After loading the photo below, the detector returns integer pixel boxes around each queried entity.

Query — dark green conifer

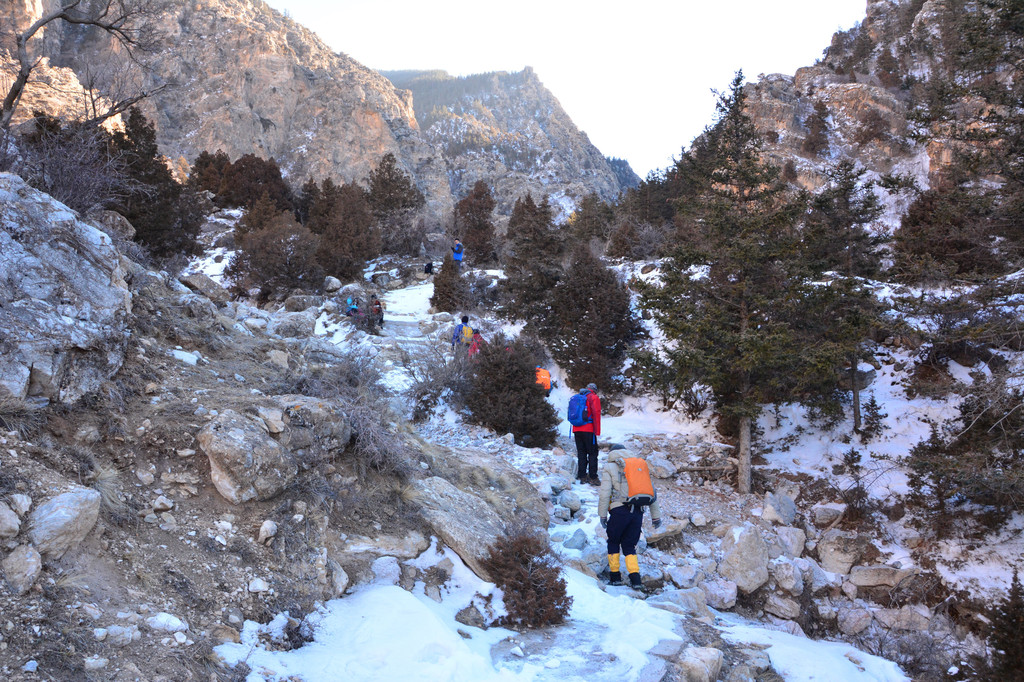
[430,253,470,313]
[455,180,497,264]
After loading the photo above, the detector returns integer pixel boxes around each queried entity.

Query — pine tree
[216,153,293,211]
[228,212,321,296]
[568,193,614,243]
[113,108,203,258]
[189,150,230,195]
[236,191,280,236]
[801,101,830,156]
[804,161,885,277]
[310,179,380,281]
[988,569,1024,680]
[455,180,497,264]
[365,152,425,255]
[502,193,562,318]
[542,246,636,389]
[466,335,558,447]
[640,72,825,493]
[430,253,470,313]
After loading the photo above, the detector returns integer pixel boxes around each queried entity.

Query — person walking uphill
[569,383,601,485]
[599,450,662,589]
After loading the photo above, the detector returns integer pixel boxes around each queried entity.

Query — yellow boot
[607,554,622,585]
[625,554,642,589]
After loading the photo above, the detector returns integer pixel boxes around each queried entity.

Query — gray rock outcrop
[412,476,508,581]
[197,410,298,504]
[0,173,131,404]
[27,488,102,558]
[2,544,42,595]
[718,524,770,594]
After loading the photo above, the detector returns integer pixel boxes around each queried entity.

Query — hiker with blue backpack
[568,383,601,485]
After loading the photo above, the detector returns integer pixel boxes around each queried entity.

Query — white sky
[263,0,867,179]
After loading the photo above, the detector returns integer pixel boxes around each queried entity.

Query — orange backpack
[620,457,657,507]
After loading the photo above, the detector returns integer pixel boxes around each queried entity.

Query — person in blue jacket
[452,238,464,269]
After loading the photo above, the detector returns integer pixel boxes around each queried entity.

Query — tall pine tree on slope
[543,246,636,390]
[640,73,844,493]
[501,193,562,319]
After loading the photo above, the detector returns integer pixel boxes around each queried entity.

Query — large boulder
[179,272,230,305]
[0,173,131,403]
[412,476,508,581]
[197,410,298,504]
[718,524,770,594]
[27,488,101,558]
[676,647,724,682]
[817,529,869,575]
[416,440,548,532]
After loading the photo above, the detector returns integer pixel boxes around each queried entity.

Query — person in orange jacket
[572,383,601,485]
[535,366,551,396]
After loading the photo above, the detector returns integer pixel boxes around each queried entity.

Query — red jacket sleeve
[588,391,601,436]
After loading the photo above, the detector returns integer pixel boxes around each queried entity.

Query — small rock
[0,502,20,538]
[8,494,31,517]
[562,529,589,551]
[763,593,801,620]
[690,512,708,527]
[28,488,102,558]
[84,655,109,672]
[136,469,155,485]
[2,545,42,595]
[700,579,737,610]
[762,492,797,526]
[665,564,701,589]
[838,607,873,636]
[691,540,712,558]
[257,520,278,545]
[677,647,724,682]
[105,624,140,647]
[146,612,188,632]
[152,496,174,512]
[248,578,270,593]
[558,491,582,514]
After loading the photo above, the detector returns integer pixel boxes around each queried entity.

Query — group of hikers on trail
[449,314,662,589]
[344,296,386,328]
[571,382,662,589]
[439,241,660,591]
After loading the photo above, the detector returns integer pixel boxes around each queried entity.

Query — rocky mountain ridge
[384,68,639,214]
[1,0,636,218]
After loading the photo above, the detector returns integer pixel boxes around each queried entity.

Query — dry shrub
[481,527,572,629]
[403,339,473,420]
[0,395,45,438]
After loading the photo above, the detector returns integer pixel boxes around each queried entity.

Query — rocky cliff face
[741,0,999,225]
[385,68,640,214]
[2,0,634,219]
[3,0,453,214]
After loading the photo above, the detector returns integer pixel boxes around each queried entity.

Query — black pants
[574,431,598,479]
[606,505,644,556]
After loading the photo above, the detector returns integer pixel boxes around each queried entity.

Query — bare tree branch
[1,0,168,131]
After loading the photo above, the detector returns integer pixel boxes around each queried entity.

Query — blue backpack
[567,392,591,427]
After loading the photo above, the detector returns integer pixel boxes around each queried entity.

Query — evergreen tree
[466,335,558,447]
[236,191,279,236]
[189,150,230,195]
[216,153,293,211]
[228,212,321,296]
[502,193,562,318]
[542,246,637,389]
[988,569,1024,681]
[311,180,380,281]
[568,193,614,243]
[455,180,497,264]
[295,177,320,226]
[802,160,885,431]
[802,101,830,156]
[365,152,425,255]
[640,72,833,493]
[113,108,203,258]
[804,160,885,277]
[430,253,470,313]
